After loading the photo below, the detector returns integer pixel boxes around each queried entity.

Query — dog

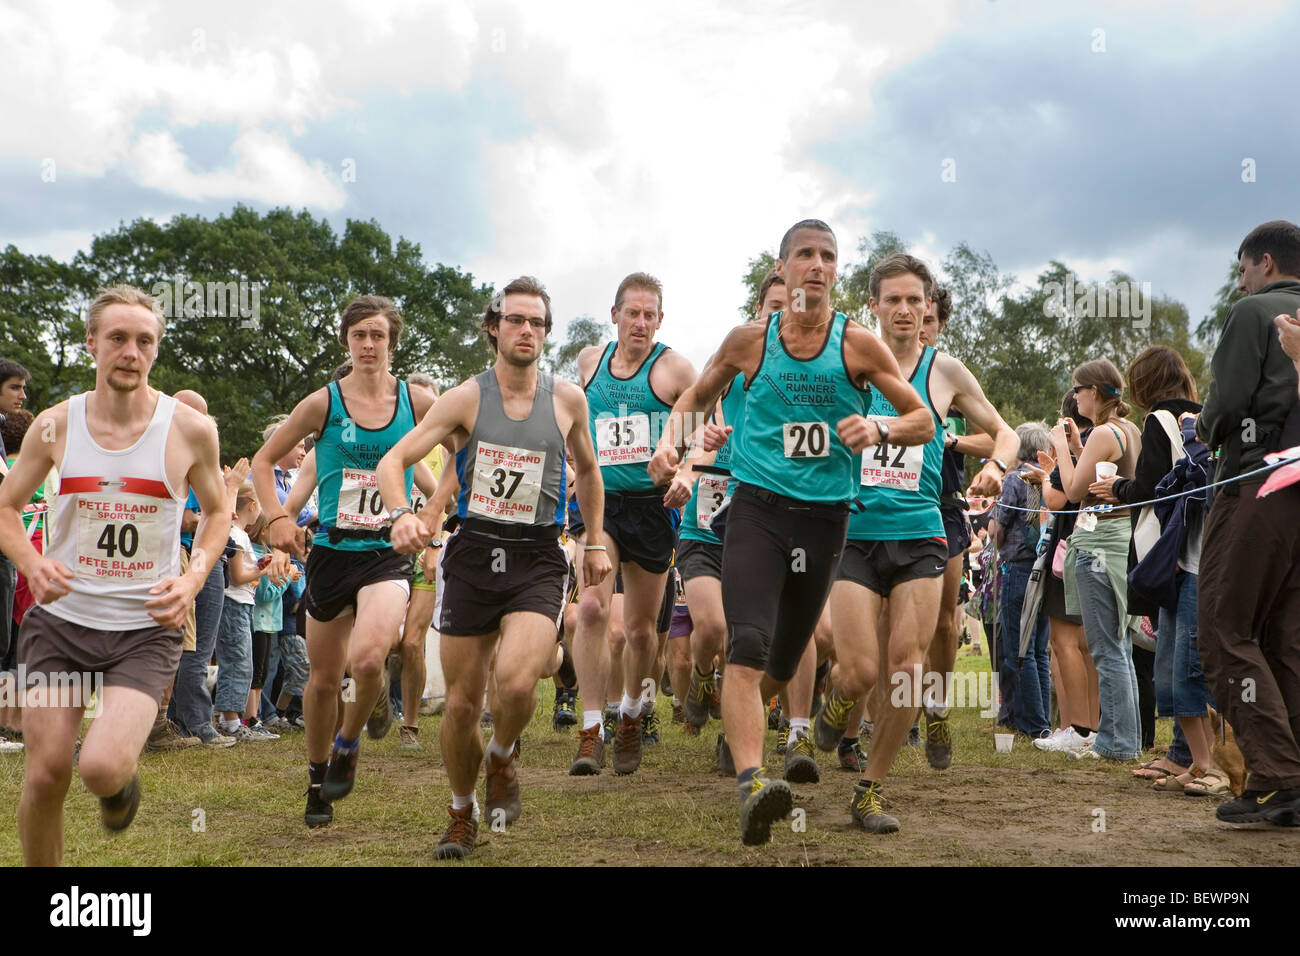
[1207,706,1247,797]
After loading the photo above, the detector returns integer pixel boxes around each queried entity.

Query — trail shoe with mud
[783,730,821,783]
[304,784,333,828]
[100,775,141,832]
[716,733,735,776]
[485,749,522,825]
[814,688,856,752]
[850,780,900,834]
[321,739,359,803]
[641,701,661,746]
[612,713,643,775]
[738,768,793,846]
[924,709,953,770]
[434,805,478,860]
[838,738,867,772]
[683,667,716,728]
[552,688,578,730]
[367,686,393,740]
[569,724,606,775]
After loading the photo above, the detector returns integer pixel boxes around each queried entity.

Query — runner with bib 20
[650,220,934,845]
[814,253,1017,834]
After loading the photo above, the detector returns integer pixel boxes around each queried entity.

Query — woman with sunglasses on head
[1050,360,1143,762]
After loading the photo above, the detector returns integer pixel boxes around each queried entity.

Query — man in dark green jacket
[1196,220,1300,826]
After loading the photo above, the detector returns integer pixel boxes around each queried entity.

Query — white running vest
[44,392,186,630]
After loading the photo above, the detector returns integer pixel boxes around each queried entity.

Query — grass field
[1,648,1296,866]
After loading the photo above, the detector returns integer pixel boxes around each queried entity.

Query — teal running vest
[314,379,416,551]
[731,313,870,504]
[849,345,946,541]
[585,341,673,493]
[681,371,746,545]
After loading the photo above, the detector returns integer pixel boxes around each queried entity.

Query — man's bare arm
[0,408,63,579]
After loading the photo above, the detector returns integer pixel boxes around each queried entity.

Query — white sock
[220,719,240,733]
[672,695,681,707]
[789,717,811,740]
[451,792,479,815]
[620,693,643,720]
[487,735,515,761]
[582,710,603,731]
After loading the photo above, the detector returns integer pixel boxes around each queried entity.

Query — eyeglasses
[501,314,547,330]
[1071,384,1093,394]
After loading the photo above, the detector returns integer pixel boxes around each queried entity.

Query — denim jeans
[258,634,281,723]
[170,559,225,741]
[1155,577,1193,767]
[214,598,254,714]
[1000,560,1051,737]
[1074,548,1141,760]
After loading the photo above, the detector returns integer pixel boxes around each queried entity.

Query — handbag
[1133,410,1185,561]
[1051,538,1068,578]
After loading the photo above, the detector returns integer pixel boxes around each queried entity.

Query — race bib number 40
[695,475,732,529]
[860,416,924,490]
[75,495,163,582]
[337,469,388,531]
[595,413,652,467]
[469,441,546,524]
[783,421,829,458]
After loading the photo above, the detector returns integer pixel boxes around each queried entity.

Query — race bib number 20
[783,421,829,458]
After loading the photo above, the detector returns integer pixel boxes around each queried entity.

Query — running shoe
[434,805,478,860]
[838,738,867,772]
[775,718,790,756]
[144,719,201,752]
[671,699,684,724]
[484,750,522,826]
[738,769,793,846]
[0,737,23,753]
[321,742,359,802]
[304,785,333,828]
[906,723,922,747]
[1032,727,1069,751]
[247,721,281,740]
[716,733,735,776]
[767,697,783,730]
[1215,789,1300,826]
[612,713,643,775]
[481,710,494,730]
[849,781,900,834]
[552,690,578,730]
[709,671,722,720]
[683,667,716,728]
[783,731,820,784]
[641,702,661,745]
[860,719,873,741]
[366,688,394,740]
[1056,729,1098,755]
[100,775,142,832]
[398,725,422,752]
[568,724,606,775]
[201,732,237,749]
[602,705,618,744]
[230,724,274,743]
[923,710,952,770]
[813,688,855,752]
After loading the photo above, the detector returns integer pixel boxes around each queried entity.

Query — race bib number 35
[860,416,924,490]
[695,475,732,529]
[75,495,164,582]
[783,421,829,458]
[468,441,546,524]
[595,413,652,467]
[337,469,388,531]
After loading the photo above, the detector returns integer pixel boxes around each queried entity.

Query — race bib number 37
[337,469,388,531]
[468,441,546,523]
[595,414,652,467]
[783,421,829,458]
[75,494,163,582]
[860,416,924,490]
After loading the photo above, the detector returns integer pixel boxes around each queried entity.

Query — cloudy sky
[3,0,1298,368]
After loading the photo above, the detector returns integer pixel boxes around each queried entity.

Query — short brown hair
[614,272,663,313]
[482,276,553,353]
[931,286,953,327]
[0,408,34,451]
[757,269,785,314]
[337,295,403,353]
[779,219,836,260]
[869,253,934,301]
[1072,358,1131,421]
[1127,345,1196,411]
[87,284,164,337]
[1237,220,1300,278]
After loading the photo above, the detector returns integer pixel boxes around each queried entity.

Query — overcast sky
[3,0,1298,368]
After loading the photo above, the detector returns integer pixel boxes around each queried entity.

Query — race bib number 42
[595,413,652,467]
[468,441,546,523]
[337,468,388,531]
[860,416,924,490]
[75,494,163,582]
[783,421,829,458]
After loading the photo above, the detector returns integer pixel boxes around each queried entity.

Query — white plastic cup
[1095,461,1118,481]
[994,733,1014,754]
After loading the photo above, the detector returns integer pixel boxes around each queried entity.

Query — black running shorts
[438,530,569,637]
[676,538,723,583]
[837,537,949,598]
[596,490,677,575]
[303,545,414,623]
[941,504,971,560]
[721,483,849,682]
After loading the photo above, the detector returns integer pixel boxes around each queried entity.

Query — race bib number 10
[860,416,924,490]
[75,494,164,582]
[783,421,829,458]
[337,469,388,531]
[596,413,652,467]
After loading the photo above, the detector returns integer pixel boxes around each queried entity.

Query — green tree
[1196,261,1243,351]
[547,315,610,383]
[738,252,778,320]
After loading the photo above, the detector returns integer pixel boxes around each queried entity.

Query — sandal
[1184,769,1232,798]
[1152,766,1203,792]
[1132,758,1188,781]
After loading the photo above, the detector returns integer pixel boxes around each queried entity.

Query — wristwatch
[876,420,891,444]
[988,458,1008,474]
[388,506,415,524]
